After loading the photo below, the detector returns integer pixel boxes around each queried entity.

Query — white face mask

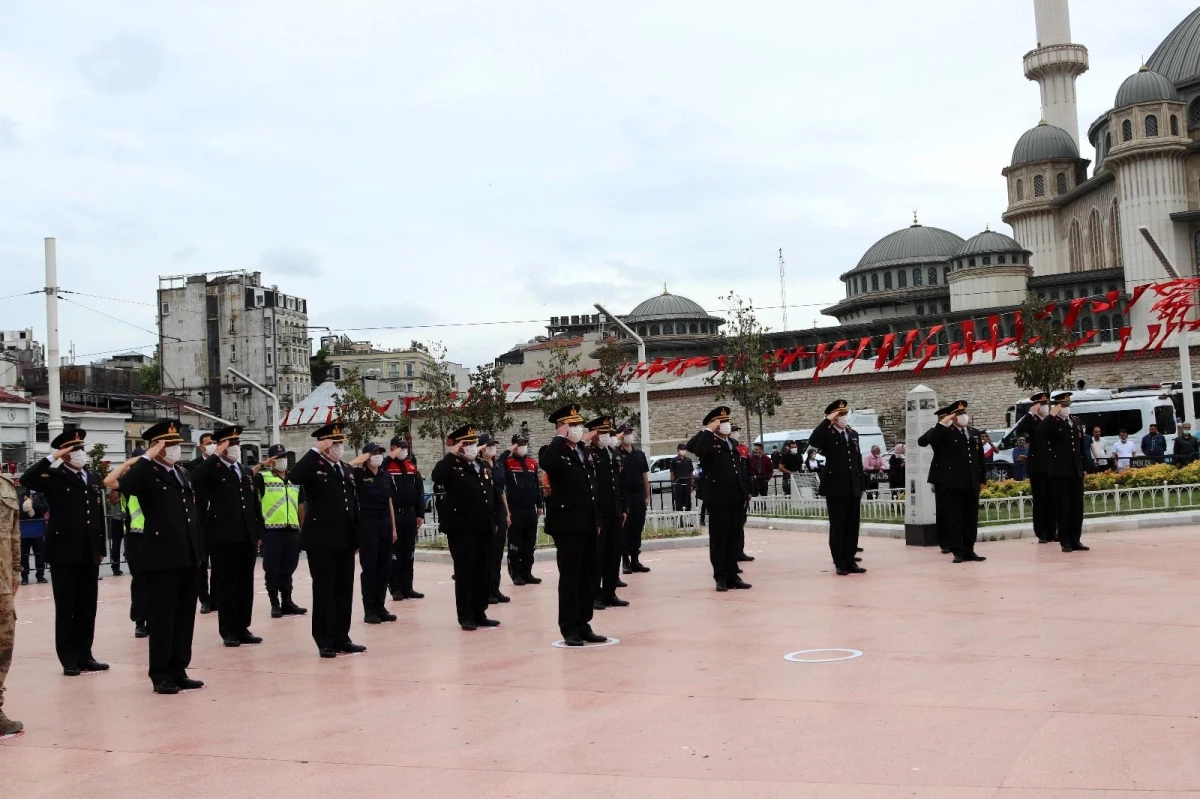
[834,415,848,429]
[224,445,241,463]
[462,443,479,460]
[328,443,345,462]
[566,425,583,443]
[203,443,216,457]
[718,421,732,435]
[163,445,182,465]
[623,434,636,445]
[1058,406,1071,419]
[955,414,969,427]
[516,445,529,458]
[369,454,384,468]
[68,450,88,469]
[485,445,497,459]
[730,431,741,441]
[598,434,613,448]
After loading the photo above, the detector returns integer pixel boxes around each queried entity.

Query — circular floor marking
[783,648,863,663]
[552,637,621,649]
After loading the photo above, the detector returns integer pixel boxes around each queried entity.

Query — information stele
[904,384,939,546]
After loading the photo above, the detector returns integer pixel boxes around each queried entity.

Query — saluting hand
[939,414,954,427]
[315,439,333,456]
[145,440,166,460]
[214,440,230,458]
[827,411,841,423]
[52,445,76,462]
[348,452,371,467]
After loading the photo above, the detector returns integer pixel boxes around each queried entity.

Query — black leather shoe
[604,597,630,607]
[112,569,124,577]
[63,666,81,676]
[581,630,608,644]
[940,549,951,554]
[403,590,424,599]
[364,612,383,624]
[847,566,867,573]
[523,575,542,585]
[615,578,627,588]
[622,559,634,575]
[339,642,367,654]
[476,618,501,628]
[319,647,338,658]
[854,557,862,562]
[492,591,511,603]
[1037,538,1051,544]
[563,635,585,647]
[967,554,987,562]
[1061,547,1074,553]
[728,578,752,589]
[737,554,755,562]
[953,556,966,563]
[735,567,743,574]
[390,592,405,602]
[460,622,478,631]
[222,637,242,647]
[487,595,499,605]
[1072,544,1090,551]
[835,568,851,576]
[36,576,48,584]
[856,547,864,553]
[153,679,180,695]
[378,609,398,622]
[174,674,204,691]
[633,560,651,573]
[199,602,212,614]
[19,575,27,585]
[512,575,526,586]
[80,659,109,672]
[715,580,729,592]
[281,599,307,615]
[593,598,607,610]
[135,622,149,638]
[239,632,263,645]
[270,604,283,619]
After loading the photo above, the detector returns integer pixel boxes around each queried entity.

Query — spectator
[1012,436,1029,480]
[863,445,885,495]
[1173,422,1197,466]
[1111,430,1137,471]
[1141,424,1167,463]
[749,444,773,496]
[981,432,996,463]
[17,487,48,584]
[769,446,781,469]
[888,444,906,492]
[804,447,823,473]
[1088,427,1109,472]
[778,441,803,495]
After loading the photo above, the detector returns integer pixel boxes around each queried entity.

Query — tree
[581,338,636,426]
[531,342,584,422]
[457,363,513,437]
[412,341,462,445]
[1012,296,1077,396]
[139,348,161,394]
[332,367,387,451]
[310,348,331,385]
[709,292,782,439]
[87,442,110,482]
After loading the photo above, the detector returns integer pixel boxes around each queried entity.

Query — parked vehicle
[754,410,887,472]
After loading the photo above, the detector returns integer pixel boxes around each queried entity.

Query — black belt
[361,510,390,517]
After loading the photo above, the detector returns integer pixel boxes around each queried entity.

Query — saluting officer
[917,407,952,554]
[730,424,755,566]
[21,430,109,677]
[808,400,868,575]
[431,425,500,632]
[924,400,987,563]
[478,434,511,605]
[116,420,206,694]
[586,416,627,610]
[351,442,398,624]
[184,432,216,614]
[254,445,307,619]
[384,437,426,602]
[503,434,543,586]
[1042,390,1089,553]
[1013,392,1058,544]
[103,447,150,638]
[542,405,608,646]
[290,422,366,658]
[686,406,751,592]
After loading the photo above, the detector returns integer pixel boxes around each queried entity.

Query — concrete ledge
[415,532,709,563]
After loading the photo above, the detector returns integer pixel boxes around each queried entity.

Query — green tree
[309,348,331,385]
[708,292,782,439]
[86,442,110,482]
[1012,296,1076,396]
[581,338,636,426]
[139,349,161,394]
[332,367,387,451]
[457,363,513,437]
[412,341,462,445]
[531,342,584,422]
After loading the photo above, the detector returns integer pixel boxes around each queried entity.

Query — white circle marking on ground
[552,637,621,649]
[783,648,863,663]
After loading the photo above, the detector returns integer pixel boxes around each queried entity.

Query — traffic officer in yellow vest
[255,444,307,619]
[105,447,149,638]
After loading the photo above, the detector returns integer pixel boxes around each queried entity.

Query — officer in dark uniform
[103,447,150,637]
[922,400,987,563]
[503,434,543,586]
[189,425,264,647]
[1042,390,1089,553]
[21,430,109,676]
[1013,392,1057,544]
[290,422,366,658]
[617,425,651,575]
[669,445,694,511]
[808,400,868,575]
[686,406,750,592]
[587,416,627,609]
[917,407,952,553]
[350,442,397,624]
[384,436,426,601]
[478,434,511,605]
[183,432,216,614]
[116,420,206,694]
[730,424,754,566]
[431,425,500,631]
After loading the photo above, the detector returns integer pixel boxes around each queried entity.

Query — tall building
[158,271,312,436]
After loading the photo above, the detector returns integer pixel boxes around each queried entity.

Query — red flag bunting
[1138,324,1162,355]
[912,344,939,375]
[1125,284,1152,315]
[1115,326,1133,360]
[874,332,896,371]
[1062,297,1087,331]
[960,320,976,363]
[1090,289,1121,313]
[886,329,920,369]
[843,337,872,373]
[1064,329,1098,350]
[987,314,1001,361]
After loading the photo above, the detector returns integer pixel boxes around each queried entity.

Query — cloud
[78,35,164,94]
[259,248,322,278]
[0,117,18,148]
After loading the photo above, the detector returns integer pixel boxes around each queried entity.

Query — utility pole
[779,248,788,330]
[595,303,649,452]
[44,238,63,441]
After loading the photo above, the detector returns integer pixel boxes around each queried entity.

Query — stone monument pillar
[904,384,939,546]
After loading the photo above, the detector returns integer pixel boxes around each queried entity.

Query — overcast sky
[1,0,1196,373]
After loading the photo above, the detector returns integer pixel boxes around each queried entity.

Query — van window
[1073,409,1144,437]
[1155,406,1177,434]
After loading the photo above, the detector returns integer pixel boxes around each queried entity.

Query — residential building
[321,335,470,396]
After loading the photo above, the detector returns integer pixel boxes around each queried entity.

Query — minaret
[1023,0,1089,148]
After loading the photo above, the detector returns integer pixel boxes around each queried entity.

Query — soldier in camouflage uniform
[0,472,23,735]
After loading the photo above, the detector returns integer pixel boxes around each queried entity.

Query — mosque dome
[1114,66,1180,108]
[956,229,1028,258]
[1147,7,1200,86]
[625,288,716,321]
[1010,121,1079,167]
[847,222,965,275]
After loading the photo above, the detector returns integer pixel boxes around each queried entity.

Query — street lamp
[595,303,650,452]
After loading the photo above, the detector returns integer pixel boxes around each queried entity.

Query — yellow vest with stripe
[261,471,301,529]
[121,494,145,534]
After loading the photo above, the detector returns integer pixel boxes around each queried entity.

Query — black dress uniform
[542,405,607,645]
[189,426,264,647]
[731,425,754,563]
[686,406,750,591]
[1013,392,1057,544]
[430,425,498,631]
[923,401,987,563]
[353,443,396,624]
[917,408,952,553]
[479,435,510,603]
[587,417,627,608]
[1041,391,1089,553]
[118,420,206,693]
[618,434,651,572]
[21,430,108,675]
[503,436,543,585]
[669,450,694,511]
[808,400,868,575]
[290,422,365,658]
[183,443,215,613]
[384,439,426,601]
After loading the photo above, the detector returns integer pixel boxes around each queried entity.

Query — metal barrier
[748,492,906,523]
[974,482,1200,525]
[415,508,702,550]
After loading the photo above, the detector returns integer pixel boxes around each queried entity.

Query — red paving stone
[3,526,1200,797]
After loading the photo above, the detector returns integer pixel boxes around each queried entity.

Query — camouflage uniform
[0,474,20,720]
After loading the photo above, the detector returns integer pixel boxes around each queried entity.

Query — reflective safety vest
[121,494,145,534]
[261,471,301,529]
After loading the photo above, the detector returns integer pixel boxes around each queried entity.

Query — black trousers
[307,548,355,650]
[1051,475,1085,548]
[622,491,647,556]
[941,488,980,557]
[933,485,949,551]
[210,542,256,639]
[490,513,508,593]
[754,477,770,496]
[108,528,124,573]
[734,502,748,556]
[262,527,301,596]
[707,503,739,582]
[145,567,198,683]
[1029,472,1057,542]
[506,505,538,579]
[20,537,45,579]
[446,529,490,624]
[358,513,392,612]
[551,531,595,637]
[672,482,692,511]
[826,495,861,569]
[782,474,792,495]
[197,556,215,605]
[594,515,622,600]
[49,560,99,668]
[388,512,419,595]
[125,534,148,625]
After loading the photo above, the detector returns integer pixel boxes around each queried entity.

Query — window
[928,266,937,285]
[1109,200,1122,267]
[638,326,647,336]
[1089,208,1105,269]
[884,272,893,290]
[898,269,907,288]
[913,267,922,286]
[264,318,272,335]
[937,329,948,356]
[650,324,660,336]
[916,304,925,316]
[1056,173,1068,195]
[968,258,976,267]
[943,267,950,283]
[1113,313,1124,330]
[1172,115,1180,136]
[871,274,879,291]
[1146,115,1159,137]
[942,301,950,313]
[1104,131,1112,162]
[1034,175,1045,197]
[1192,98,1200,128]
[230,344,236,362]
[1050,289,1060,301]
[161,302,170,316]
[689,323,698,334]
[1065,288,1074,301]
[1122,119,1133,141]
[1016,179,1024,201]
[1099,315,1111,342]
[405,362,414,377]
[388,362,399,378]
[982,256,991,266]
[998,255,1006,264]
[266,352,272,366]
[1037,291,1046,301]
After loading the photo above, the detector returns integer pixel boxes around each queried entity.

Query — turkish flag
[1139,324,1163,355]
[987,314,1001,360]
[1115,327,1134,360]
[913,344,939,375]
[1064,329,1098,350]
[1062,297,1087,331]
[843,337,872,373]
[1124,284,1152,315]
[874,333,897,371]
[1090,289,1121,313]
[1034,302,1056,321]
[886,329,920,369]
[1154,323,1179,352]
[960,320,976,363]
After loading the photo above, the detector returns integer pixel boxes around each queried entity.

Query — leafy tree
[139,349,161,394]
[457,363,513,437]
[412,341,462,445]
[708,292,782,439]
[86,442,110,482]
[332,367,387,451]
[531,342,584,423]
[309,348,331,385]
[1012,296,1076,396]
[581,338,636,426]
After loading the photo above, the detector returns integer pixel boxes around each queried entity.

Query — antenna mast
[778,248,788,329]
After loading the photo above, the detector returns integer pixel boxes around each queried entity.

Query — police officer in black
[116,420,206,694]
[189,425,264,647]
[586,417,628,609]
[617,425,651,575]
[351,442,397,624]
[686,406,750,592]
[503,434,543,586]
[21,429,109,676]
[923,400,987,563]
[1013,392,1057,544]
[384,436,426,602]
[1042,390,1089,553]
[669,445,694,511]
[183,432,216,614]
[478,434,511,605]
[432,425,500,631]
[290,422,366,658]
[917,407,952,554]
[808,400,868,575]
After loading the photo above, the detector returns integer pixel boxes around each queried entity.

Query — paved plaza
[3,526,1200,797]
